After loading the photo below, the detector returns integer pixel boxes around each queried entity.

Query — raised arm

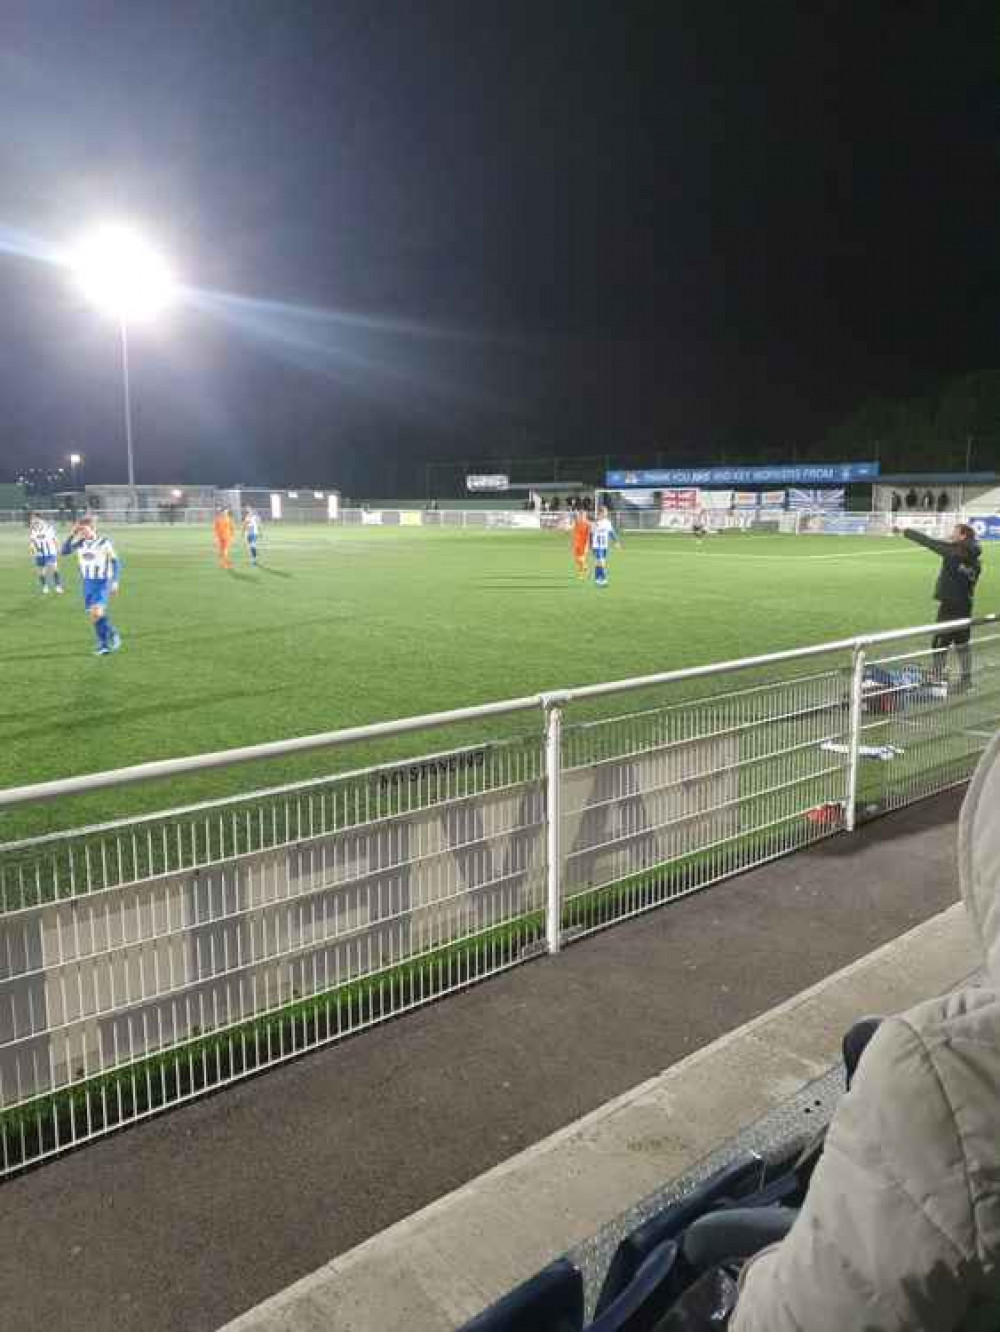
[902,527,958,558]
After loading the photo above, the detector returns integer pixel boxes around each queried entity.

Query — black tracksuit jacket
[903,527,982,615]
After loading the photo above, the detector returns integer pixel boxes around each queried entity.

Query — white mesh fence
[855,625,1000,815]
[0,736,547,1174]
[559,668,851,938]
[1,617,997,1175]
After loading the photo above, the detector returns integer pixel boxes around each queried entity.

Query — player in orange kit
[213,507,235,569]
[571,509,591,580]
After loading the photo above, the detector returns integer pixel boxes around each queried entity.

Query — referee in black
[902,521,982,689]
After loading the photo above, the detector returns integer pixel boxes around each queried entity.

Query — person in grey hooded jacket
[731,728,1000,1331]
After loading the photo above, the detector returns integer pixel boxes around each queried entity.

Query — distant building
[83,483,219,520]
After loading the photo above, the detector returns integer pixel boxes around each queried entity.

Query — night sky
[1,1,997,494]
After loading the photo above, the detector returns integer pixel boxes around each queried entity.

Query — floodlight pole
[119,316,137,516]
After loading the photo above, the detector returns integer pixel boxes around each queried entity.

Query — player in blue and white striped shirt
[28,514,64,595]
[61,517,123,655]
[243,507,262,566]
[590,507,621,586]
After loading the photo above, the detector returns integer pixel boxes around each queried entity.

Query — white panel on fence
[0,741,546,1108]
[558,670,851,935]
[561,731,740,898]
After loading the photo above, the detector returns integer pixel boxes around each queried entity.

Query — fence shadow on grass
[477,580,578,590]
[3,682,292,743]
[0,647,97,664]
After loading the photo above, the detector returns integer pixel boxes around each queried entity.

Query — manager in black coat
[903,522,982,687]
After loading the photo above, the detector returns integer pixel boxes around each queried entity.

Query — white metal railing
[607,509,979,536]
[3,507,994,537]
[0,507,332,526]
[1,615,997,1176]
[0,507,538,528]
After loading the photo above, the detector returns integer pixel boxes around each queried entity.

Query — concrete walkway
[223,904,977,1331]
[0,790,971,1332]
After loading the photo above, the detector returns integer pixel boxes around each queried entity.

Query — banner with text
[970,516,1000,542]
[483,511,542,530]
[899,514,951,536]
[606,462,878,488]
[660,487,700,510]
[822,515,872,536]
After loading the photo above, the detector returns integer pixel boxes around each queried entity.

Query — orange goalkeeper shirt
[214,513,234,545]
[572,517,591,555]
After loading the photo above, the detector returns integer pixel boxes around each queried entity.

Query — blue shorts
[83,579,112,610]
[34,554,56,568]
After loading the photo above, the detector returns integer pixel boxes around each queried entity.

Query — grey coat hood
[960,728,1000,985]
[734,731,1000,1331]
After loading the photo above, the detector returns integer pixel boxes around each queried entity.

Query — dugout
[441,479,588,513]
[873,471,1000,516]
[523,481,588,510]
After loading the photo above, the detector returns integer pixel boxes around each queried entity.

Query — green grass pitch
[0,522,988,837]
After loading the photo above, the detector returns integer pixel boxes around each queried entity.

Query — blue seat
[585,1240,679,1332]
[681,1204,798,1273]
[732,1168,803,1211]
[457,1256,584,1332]
[593,1157,765,1317]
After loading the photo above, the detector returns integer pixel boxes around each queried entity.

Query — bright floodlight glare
[69,452,82,465]
[72,226,176,321]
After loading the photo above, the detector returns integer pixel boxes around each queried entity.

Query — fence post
[543,696,566,955]
[845,642,867,832]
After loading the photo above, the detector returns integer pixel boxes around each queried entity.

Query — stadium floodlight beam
[70,226,177,508]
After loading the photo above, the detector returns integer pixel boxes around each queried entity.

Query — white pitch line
[631,546,919,561]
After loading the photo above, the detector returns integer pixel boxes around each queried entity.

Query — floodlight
[71,225,176,322]
[69,452,82,466]
[69,225,178,500]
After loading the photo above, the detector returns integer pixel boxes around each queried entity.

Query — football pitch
[0,523,980,836]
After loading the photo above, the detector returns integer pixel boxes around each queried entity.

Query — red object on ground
[806,802,844,827]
